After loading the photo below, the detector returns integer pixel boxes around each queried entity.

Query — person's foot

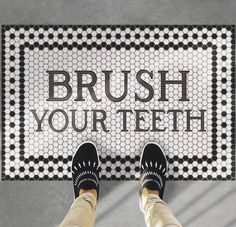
[71,141,100,200]
[139,142,168,200]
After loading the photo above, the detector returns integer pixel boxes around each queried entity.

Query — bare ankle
[142,187,160,197]
[79,189,97,200]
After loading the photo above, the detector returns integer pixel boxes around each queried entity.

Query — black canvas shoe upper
[139,143,168,199]
[72,142,100,199]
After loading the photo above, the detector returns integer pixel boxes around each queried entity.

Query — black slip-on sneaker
[139,142,168,201]
[72,141,100,200]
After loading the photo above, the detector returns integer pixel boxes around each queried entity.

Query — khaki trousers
[59,192,182,227]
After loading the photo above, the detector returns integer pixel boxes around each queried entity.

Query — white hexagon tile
[1,25,235,181]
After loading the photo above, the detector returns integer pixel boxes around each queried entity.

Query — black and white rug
[1,25,235,180]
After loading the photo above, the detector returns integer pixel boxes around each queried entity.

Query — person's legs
[140,188,182,227]
[139,143,182,227]
[59,142,100,227]
[59,191,97,227]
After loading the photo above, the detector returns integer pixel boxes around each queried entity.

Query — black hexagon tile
[1,25,235,181]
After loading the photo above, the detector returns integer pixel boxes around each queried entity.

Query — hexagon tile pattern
[1,25,235,181]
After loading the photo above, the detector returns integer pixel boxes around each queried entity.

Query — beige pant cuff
[59,192,97,227]
[141,193,182,227]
